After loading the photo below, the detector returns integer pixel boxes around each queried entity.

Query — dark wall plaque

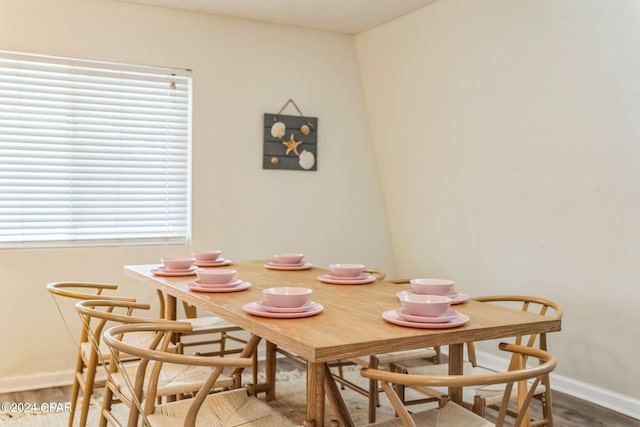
[263,113,318,171]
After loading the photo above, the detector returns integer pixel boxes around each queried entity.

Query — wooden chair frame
[395,295,562,427]
[46,282,136,427]
[361,343,557,427]
[102,323,290,427]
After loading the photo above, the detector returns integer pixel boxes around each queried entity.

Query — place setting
[396,278,469,304]
[243,287,323,318]
[317,263,376,285]
[264,253,313,271]
[187,268,251,293]
[382,291,470,329]
[191,249,232,267]
[150,257,198,277]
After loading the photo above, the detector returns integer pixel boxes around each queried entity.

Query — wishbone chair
[46,281,136,427]
[102,322,296,427]
[73,299,249,427]
[395,295,563,427]
[361,343,557,427]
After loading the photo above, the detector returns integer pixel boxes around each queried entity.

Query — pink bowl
[196,269,236,284]
[273,253,305,265]
[329,263,365,277]
[191,250,222,262]
[410,278,454,296]
[263,287,312,308]
[161,257,195,270]
[398,294,452,317]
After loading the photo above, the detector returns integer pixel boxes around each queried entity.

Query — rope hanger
[277,98,304,117]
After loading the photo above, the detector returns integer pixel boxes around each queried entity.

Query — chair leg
[78,356,98,427]
[473,395,486,417]
[541,374,554,427]
[98,378,114,427]
[219,331,227,356]
[68,369,82,427]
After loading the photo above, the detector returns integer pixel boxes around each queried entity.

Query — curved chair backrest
[48,282,137,351]
[470,295,563,366]
[364,268,386,281]
[103,323,257,427]
[47,281,136,302]
[74,299,181,353]
[362,343,557,427]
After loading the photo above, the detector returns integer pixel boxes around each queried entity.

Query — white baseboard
[2,351,638,422]
[474,349,640,421]
[0,370,74,394]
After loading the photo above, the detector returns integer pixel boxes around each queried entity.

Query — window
[0,51,191,248]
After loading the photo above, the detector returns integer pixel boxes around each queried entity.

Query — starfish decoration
[282,133,302,156]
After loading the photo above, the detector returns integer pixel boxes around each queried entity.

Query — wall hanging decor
[263,99,318,171]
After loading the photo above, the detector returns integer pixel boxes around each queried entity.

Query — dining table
[124,259,561,427]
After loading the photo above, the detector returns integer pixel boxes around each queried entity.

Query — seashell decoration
[263,108,316,171]
[298,150,315,170]
[270,121,286,138]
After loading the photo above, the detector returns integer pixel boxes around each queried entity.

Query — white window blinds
[0,51,191,248]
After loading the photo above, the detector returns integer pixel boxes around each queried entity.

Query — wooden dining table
[124,260,561,427]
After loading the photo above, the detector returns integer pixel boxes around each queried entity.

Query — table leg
[265,341,277,401]
[305,361,325,427]
[448,343,464,403]
[157,290,178,341]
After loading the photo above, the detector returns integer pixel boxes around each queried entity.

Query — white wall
[0,0,394,382]
[356,0,640,405]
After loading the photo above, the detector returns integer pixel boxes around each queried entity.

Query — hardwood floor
[0,382,637,426]
[546,390,639,427]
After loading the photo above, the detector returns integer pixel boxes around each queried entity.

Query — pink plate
[151,266,197,277]
[258,300,315,313]
[382,310,470,329]
[191,279,243,288]
[396,308,458,323]
[194,258,232,267]
[445,292,469,304]
[268,261,305,267]
[243,301,324,318]
[264,262,313,271]
[323,273,369,281]
[187,281,251,293]
[396,290,469,305]
[317,274,375,285]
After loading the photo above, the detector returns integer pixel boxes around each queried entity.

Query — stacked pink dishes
[191,249,232,267]
[151,257,197,276]
[317,263,375,285]
[264,253,313,271]
[396,277,469,304]
[187,269,251,293]
[382,278,470,328]
[409,278,454,295]
[243,287,323,318]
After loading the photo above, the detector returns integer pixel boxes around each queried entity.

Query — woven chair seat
[349,347,438,367]
[147,388,296,427]
[186,315,240,332]
[364,401,492,427]
[81,331,157,361]
[112,362,235,398]
[401,358,547,407]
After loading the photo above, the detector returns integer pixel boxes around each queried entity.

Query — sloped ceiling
[120,0,438,33]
